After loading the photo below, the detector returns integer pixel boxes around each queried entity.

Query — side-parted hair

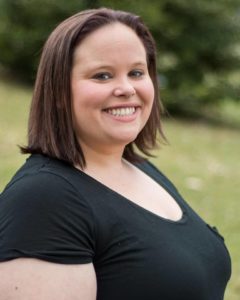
[21,7,166,168]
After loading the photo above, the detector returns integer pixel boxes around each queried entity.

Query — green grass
[0,80,240,299]
[0,80,31,188]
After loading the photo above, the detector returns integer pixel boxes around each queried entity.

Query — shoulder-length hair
[21,7,166,168]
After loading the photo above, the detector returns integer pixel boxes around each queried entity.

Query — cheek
[72,81,109,109]
[140,79,155,106]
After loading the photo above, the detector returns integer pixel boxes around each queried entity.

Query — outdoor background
[0,0,239,299]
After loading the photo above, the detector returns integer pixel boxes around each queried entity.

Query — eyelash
[92,70,144,81]
[129,70,144,78]
[92,73,112,81]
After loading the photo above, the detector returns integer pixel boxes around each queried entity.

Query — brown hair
[21,7,166,168]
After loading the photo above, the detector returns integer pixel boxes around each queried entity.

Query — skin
[71,22,154,166]
[0,22,182,300]
[0,258,96,300]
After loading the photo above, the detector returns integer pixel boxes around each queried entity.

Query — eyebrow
[132,61,147,67]
[87,61,148,70]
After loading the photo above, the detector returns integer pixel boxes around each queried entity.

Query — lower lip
[103,108,139,122]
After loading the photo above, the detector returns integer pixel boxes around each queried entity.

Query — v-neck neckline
[72,161,188,224]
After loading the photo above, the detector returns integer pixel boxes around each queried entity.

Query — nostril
[113,87,136,98]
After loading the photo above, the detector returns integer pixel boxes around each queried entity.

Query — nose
[113,78,136,98]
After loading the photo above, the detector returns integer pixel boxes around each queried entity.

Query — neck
[76,142,127,172]
[74,142,137,188]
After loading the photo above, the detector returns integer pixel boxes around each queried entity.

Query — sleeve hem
[0,252,93,265]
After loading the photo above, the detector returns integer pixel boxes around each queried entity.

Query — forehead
[72,22,147,66]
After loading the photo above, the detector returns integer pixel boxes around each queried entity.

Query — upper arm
[0,171,97,299]
[0,258,97,300]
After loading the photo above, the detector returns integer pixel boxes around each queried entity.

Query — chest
[93,196,231,300]
[76,168,231,300]
[100,170,183,222]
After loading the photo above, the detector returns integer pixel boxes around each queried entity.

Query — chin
[109,133,139,146]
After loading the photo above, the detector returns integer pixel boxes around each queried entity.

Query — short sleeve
[0,172,96,264]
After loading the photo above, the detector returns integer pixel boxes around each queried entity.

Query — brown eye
[129,70,144,78]
[92,72,112,81]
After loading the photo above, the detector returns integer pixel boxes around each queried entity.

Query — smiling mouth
[104,107,137,117]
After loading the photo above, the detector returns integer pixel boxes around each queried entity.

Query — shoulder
[0,154,93,219]
[2,155,74,200]
[0,155,96,264]
[2,154,82,193]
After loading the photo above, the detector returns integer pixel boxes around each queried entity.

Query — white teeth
[106,107,136,116]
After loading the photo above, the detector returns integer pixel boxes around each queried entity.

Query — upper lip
[103,103,140,110]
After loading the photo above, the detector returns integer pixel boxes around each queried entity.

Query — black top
[0,154,231,300]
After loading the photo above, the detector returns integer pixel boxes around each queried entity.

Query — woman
[0,8,231,300]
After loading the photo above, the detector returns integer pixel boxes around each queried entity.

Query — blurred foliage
[0,0,240,114]
[0,0,96,80]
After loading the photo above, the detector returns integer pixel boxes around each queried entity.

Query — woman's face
[71,22,154,153]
